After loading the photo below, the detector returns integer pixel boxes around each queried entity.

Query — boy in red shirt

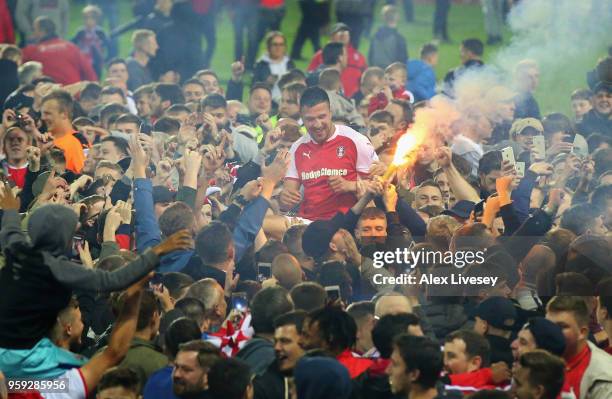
[368,62,414,115]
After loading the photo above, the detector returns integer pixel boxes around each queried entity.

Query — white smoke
[452,0,611,115]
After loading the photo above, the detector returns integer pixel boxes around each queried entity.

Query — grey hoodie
[0,205,159,349]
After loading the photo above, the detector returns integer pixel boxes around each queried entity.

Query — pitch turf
[66,0,603,115]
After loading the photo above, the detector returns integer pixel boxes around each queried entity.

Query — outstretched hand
[152,229,194,257]
[0,182,20,210]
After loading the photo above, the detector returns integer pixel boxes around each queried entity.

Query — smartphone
[516,162,525,178]
[231,292,248,312]
[148,272,164,292]
[501,146,515,165]
[325,285,342,302]
[532,136,546,160]
[71,235,85,258]
[562,133,576,143]
[257,262,272,283]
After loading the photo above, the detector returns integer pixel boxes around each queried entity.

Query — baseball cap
[152,186,176,204]
[302,219,342,260]
[330,22,350,35]
[593,81,612,94]
[509,118,544,137]
[523,317,566,357]
[441,200,475,220]
[473,297,517,331]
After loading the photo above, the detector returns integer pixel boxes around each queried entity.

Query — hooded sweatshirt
[235,337,275,376]
[294,357,353,399]
[0,205,160,349]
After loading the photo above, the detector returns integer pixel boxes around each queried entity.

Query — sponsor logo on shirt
[301,168,349,181]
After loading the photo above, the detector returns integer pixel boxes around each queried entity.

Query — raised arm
[79,276,146,393]
[0,184,26,253]
[47,230,193,292]
[130,135,162,252]
[437,146,481,202]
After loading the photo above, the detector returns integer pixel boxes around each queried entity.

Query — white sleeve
[354,133,378,175]
[41,369,87,399]
[285,141,301,180]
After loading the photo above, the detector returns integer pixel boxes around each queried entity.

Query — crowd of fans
[0,1,611,399]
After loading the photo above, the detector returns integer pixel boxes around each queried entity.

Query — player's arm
[79,278,145,392]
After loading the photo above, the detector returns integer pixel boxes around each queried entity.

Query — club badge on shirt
[337,146,345,158]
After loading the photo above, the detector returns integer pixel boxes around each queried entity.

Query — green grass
[66,0,596,115]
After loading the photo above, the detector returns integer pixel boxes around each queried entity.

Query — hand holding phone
[501,147,515,166]
[231,292,248,312]
[257,262,272,283]
[532,136,546,160]
[325,285,341,302]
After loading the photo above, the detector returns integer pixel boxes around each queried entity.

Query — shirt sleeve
[285,141,301,180]
[354,133,378,175]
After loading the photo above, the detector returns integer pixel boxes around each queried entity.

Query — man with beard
[201,93,258,164]
[149,83,184,122]
[253,311,306,399]
[172,340,222,398]
[280,87,377,220]
[387,334,461,399]
[49,296,84,353]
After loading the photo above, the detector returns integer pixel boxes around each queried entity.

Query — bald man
[375,294,414,318]
[184,278,227,329]
[272,254,303,291]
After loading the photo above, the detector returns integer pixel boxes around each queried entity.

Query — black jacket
[487,334,514,368]
[150,2,202,80]
[443,59,484,96]
[420,302,470,341]
[514,92,541,119]
[182,256,227,288]
[576,108,611,139]
[253,360,288,399]
[0,59,18,107]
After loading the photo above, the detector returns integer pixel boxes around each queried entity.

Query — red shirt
[368,86,414,115]
[22,38,97,85]
[336,349,374,379]
[7,164,28,188]
[0,0,14,44]
[564,344,592,399]
[308,45,367,98]
[260,0,284,7]
[447,368,511,394]
[286,125,377,220]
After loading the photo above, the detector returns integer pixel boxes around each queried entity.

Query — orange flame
[391,132,421,166]
[381,128,425,181]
